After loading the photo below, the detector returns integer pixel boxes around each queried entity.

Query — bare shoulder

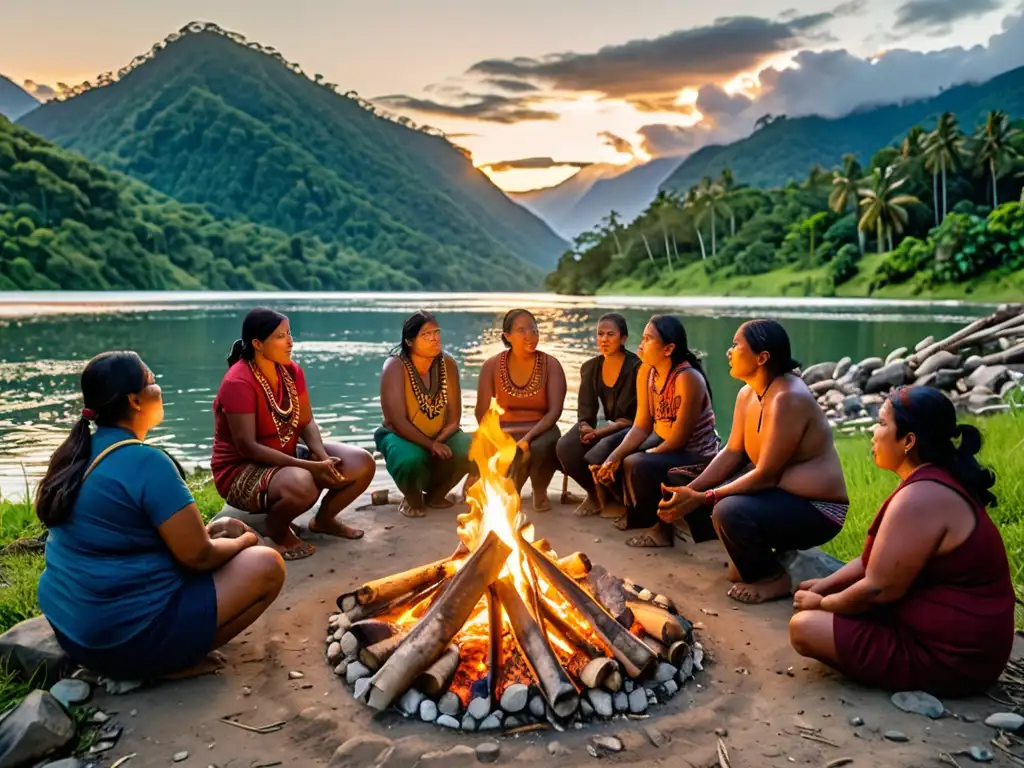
[442,352,459,373]
[381,356,402,377]
[890,479,972,521]
[677,365,706,395]
[544,351,565,374]
[774,376,818,411]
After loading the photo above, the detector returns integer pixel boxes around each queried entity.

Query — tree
[973,110,1020,207]
[696,177,732,257]
[829,155,866,253]
[719,168,737,235]
[858,166,921,254]
[921,112,966,223]
[683,188,707,260]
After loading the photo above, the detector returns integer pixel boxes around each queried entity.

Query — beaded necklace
[498,350,545,398]
[247,360,300,446]
[401,354,448,420]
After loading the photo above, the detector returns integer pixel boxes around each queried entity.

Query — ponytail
[650,314,713,403]
[228,307,287,368]
[950,423,996,508]
[226,339,252,367]
[35,418,93,528]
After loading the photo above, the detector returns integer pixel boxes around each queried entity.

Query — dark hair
[501,308,537,349]
[648,315,712,402]
[35,351,149,527]
[393,310,439,357]
[741,319,801,377]
[598,313,629,339]
[227,307,287,367]
[887,386,997,508]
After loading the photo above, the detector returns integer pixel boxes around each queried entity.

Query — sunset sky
[4,0,1023,191]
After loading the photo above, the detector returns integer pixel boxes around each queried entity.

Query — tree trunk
[941,160,948,221]
[730,214,735,237]
[877,220,884,255]
[887,230,894,253]
[991,159,999,207]
[662,226,673,270]
[857,229,866,255]
[641,234,657,270]
[695,227,707,260]
[711,209,717,256]
[932,172,939,227]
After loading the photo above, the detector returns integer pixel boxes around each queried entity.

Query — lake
[0,291,990,499]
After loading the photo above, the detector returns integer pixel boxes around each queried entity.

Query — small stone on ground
[419,699,438,723]
[467,696,491,720]
[628,687,648,714]
[49,679,91,707]
[883,730,909,742]
[891,690,944,719]
[548,741,571,757]
[436,714,461,729]
[173,751,189,762]
[439,692,461,717]
[984,712,1024,731]
[591,735,623,754]
[476,741,500,763]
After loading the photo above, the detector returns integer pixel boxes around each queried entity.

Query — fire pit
[326,401,705,732]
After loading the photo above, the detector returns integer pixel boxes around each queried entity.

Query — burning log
[359,631,408,672]
[414,644,460,696]
[486,586,502,706]
[346,620,398,648]
[644,634,689,665]
[492,578,579,719]
[361,531,511,711]
[579,657,618,689]
[520,533,656,679]
[337,557,456,612]
[540,603,603,660]
[627,601,687,645]
[555,552,592,580]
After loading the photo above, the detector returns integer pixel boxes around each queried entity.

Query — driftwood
[346,620,398,648]
[339,577,447,623]
[954,314,1024,351]
[362,531,512,711]
[627,601,687,645]
[908,305,1022,367]
[359,632,408,672]
[980,340,1024,367]
[337,557,455,612]
[520,533,656,679]
[414,644,460,696]
[493,578,580,718]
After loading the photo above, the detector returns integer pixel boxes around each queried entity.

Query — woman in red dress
[212,308,376,560]
[789,386,1014,696]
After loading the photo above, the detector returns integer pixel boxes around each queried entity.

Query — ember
[329,399,703,730]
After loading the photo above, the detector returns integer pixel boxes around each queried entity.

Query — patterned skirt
[224,464,282,513]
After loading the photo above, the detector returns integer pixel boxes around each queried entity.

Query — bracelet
[704,488,718,507]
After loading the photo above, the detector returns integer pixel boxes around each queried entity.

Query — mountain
[18,24,566,290]
[0,116,421,291]
[662,64,1024,193]
[511,164,631,232]
[0,76,39,121]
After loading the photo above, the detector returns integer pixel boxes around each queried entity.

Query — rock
[340,632,360,657]
[528,695,546,719]
[419,745,476,767]
[288,670,304,680]
[810,379,836,396]
[891,691,944,719]
[833,357,853,379]
[916,351,962,377]
[802,362,837,386]
[503,716,522,729]
[439,692,461,717]
[49,679,91,707]
[984,712,1024,731]
[580,698,594,718]
[40,759,82,768]
[969,393,1004,412]
[353,677,371,702]
[345,661,370,685]
[883,730,909,742]
[461,715,476,732]
[548,741,571,757]
[628,687,648,714]
[591,735,623,754]
[850,716,864,727]
[586,689,613,718]
[0,617,69,687]
[334,660,348,677]
[0,691,75,768]
[476,742,500,763]
[419,699,438,723]
[885,347,909,366]
[478,713,502,731]
[929,368,964,391]
[692,643,704,671]
[645,725,667,748]
[964,355,985,374]
[653,662,677,684]
[613,692,628,712]
[397,688,425,717]
[780,548,844,587]
[678,654,694,681]
[968,746,995,762]
[173,752,189,762]
[327,641,342,664]
[500,683,529,713]
[624,679,634,694]
[842,394,863,415]
[662,679,678,697]
[715,727,728,737]
[858,356,885,374]
[467,696,491,721]
[823,390,845,409]
[915,336,935,353]
[435,714,461,730]
[865,361,911,394]
[967,365,1010,393]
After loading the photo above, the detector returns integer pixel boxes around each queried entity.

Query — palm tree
[858,166,921,253]
[649,191,680,268]
[718,169,737,236]
[974,110,1020,207]
[683,188,707,260]
[921,112,966,223]
[829,155,867,253]
[902,126,926,161]
[696,177,732,257]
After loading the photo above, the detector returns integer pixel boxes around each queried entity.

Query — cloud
[696,85,753,120]
[637,124,709,157]
[372,93,559,124]
[833,0,871,16]
[598,131,637,155]
[485,78,541,93]
[22,80,59,100]
[482,157,592,171]
[893,0,1004,36]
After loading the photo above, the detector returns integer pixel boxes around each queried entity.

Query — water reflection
[0,294,986,499]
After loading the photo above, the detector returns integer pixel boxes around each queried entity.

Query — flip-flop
[573,498,601,517]
[399,499,426,518]
[426,495,456,509]
[279,541,316,561]
[613,515,630,531]
[625,533,673,548]
[532,496,552,513]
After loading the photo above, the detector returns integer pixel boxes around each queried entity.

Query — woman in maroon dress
[789,386,1014,696]
[212,308,375,560]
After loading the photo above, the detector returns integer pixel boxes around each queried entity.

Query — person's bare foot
[425,493,455,509]
[309,516,365,539]
[725,562,741,582]
[625,524,673,548]
[727,572,791,604]
[268,525,317,560]
[532,493,552,513]
[573,495,600,517]
[161,651,227,681]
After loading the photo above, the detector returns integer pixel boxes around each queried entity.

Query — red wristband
[704,489,718,507]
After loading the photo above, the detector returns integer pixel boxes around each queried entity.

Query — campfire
[327,400,704,731]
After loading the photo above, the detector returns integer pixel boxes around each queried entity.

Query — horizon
[3,1,1023,192]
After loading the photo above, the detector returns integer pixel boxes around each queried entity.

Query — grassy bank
[599,254,1024,303]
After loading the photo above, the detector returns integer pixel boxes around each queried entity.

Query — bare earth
[93,492,1017,768]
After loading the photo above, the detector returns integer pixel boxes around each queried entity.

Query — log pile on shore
[800,304,1024,434]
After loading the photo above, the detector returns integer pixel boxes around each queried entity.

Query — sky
[3,0,1023,191]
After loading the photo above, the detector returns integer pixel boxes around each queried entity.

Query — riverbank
[600,254,1024,303]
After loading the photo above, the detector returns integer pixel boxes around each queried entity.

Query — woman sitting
[211,307,375,560]
[375,311,473,518]
[594,315,720,547]
[556,313,642,516]
[37,351,285,682]
[476,308,566,512]
[658,319,847,604]
[789,387,1014,697]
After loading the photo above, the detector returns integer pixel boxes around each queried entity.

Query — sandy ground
[85,489,1020,768]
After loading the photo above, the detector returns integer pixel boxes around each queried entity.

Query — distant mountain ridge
[19,24,566,290]
[662,64,1024,193]
[512,163,630,232]
[0,76,39,121]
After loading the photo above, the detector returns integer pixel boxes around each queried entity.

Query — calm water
[0,292,989,499]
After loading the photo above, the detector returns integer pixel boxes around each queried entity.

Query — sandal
[573,497,601,517]
[399,499,426,518]
[625,533,674,548]
[613,515,630,531]
[426,494,455,509]
[532,495,552,513]
[279,541,317,561]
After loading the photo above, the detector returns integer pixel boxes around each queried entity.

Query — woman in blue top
[36,351,286,681]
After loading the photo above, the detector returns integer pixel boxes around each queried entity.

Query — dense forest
[547,109,1024,298]
[16,22,565,291]
[0,117,424,290]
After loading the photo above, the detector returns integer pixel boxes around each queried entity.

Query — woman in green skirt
[375,311,473,517]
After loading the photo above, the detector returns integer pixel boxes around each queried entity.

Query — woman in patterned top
[376,311,473,518]
[658,319,848,605]
[594,315,720,547]
[476,308,567,512]
[211,308,376,560]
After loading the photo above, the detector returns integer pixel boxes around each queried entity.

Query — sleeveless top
[648,362,720,456]
[399,354,448,439]
[495,350,549,425]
